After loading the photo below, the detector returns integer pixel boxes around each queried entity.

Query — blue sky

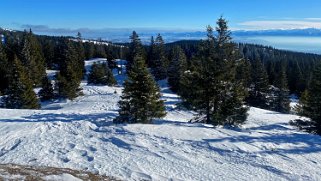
[1,0,321,32]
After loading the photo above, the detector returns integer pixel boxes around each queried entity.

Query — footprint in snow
[88,146,97,152]
[67,143,76,149]
[87,156,94,162]
[61,157,70,163]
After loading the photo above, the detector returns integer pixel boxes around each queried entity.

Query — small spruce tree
[39,76,55,101]
[56,66,80,100]
[88,62,116,85]
[295,89,309,116]
[114,54,166,124]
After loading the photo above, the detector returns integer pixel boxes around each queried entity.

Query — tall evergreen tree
[76,32,86,78]
[150,34,168,81]
[56,40,82,100]
[147,36,155,67]
[42,40,55,69]
[115,51,166,124]
[180,17,248,126]
[289,61,305,94]
[270,66,290,113]
[127,31,145,71]
[4,55,40,109]
[0,43,9,94]
[21,30,46,86]
[168,46,187,92]
[303,63,321,134]
[247,58,270,108]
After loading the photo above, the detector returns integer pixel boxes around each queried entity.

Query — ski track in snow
[1,59,321,180]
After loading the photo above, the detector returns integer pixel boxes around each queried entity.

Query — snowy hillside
[1,59,321,181]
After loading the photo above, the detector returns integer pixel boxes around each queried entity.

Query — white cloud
[304,18,321,21]
[237,20,321,30]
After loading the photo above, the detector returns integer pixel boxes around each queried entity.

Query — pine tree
[84,42,95,60]
[88,62,116,85]
[56,40,82,100]
[94,43,107,58]
[295,89,309,116]
[270,66,290,113]
[147,36,155,67]
[303,63,321,134]
[247,58,270,108]
[127,31,145,71]
[236,58,251,90]
[289,61,305,94]
[150,34,168,81]
[21,30,46,86]
[39,76,54,101]
[76,32,86,78]
[105,65,117,85]
[56,68,80,100]
[4,55,40,109]
[168,46,187,92]
[0,43,8,94]
[42,40,55,69]
[180,17,248,126]
[114,52,166,124]
[76,32,82,41]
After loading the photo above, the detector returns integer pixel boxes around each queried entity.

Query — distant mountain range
[2,27,321,43]
[106,28,321,43]
[2,27,321,54]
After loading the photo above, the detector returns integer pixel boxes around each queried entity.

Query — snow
[84,58,108,73]
[80,39,110,46]
[46,70,59,81]
[43,174,82,181]
[290,94,299,113]
[1,58,321,180]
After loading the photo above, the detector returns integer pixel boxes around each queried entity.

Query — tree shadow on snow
[246,123,290,131]
[202,131,321,155]
[153,119,213,129]
[0,112,118,127]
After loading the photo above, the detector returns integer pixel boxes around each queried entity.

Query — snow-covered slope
[1,59,321,181]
